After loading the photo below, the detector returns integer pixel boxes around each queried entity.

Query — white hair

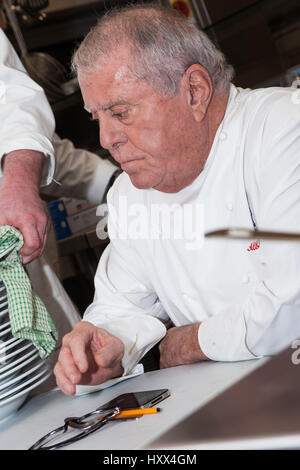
[72,2,234,95]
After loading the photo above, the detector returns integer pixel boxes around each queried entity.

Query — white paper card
[75,363,144,396]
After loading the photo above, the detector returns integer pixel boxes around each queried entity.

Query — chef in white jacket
[54,4,300,396]
[0,27,118,379]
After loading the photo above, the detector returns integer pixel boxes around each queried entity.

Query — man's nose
[99,116,127,152]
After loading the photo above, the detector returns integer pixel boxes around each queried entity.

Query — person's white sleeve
[40,133,118,203]
[83,179,167,375]
[199,92,300,361]
[0,29,55,185]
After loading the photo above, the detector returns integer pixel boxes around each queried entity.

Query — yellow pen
[97,407,161,421]
[115,407,161,419]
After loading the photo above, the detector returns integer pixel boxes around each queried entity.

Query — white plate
[0,347,37,374]
[0,309,8,319]
[0,243,17,260]
[0,337,22,350]
[0,350,39,381]
[0,392,29,425]
[0,327,11,339]
[0,336,19,355]
[0,340,29,369]
[0,321,10,331]
[0,369,51,424]
[0,358,45,391]
[0,370,19,387]
[0,336,20,347]
[0,364,49,401]
[0,317,9,330]
[0,300,8,310]
[2,341,33,363]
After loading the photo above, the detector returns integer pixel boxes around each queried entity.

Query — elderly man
[54,3,300,395]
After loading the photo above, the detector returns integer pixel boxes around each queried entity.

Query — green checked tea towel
[0,225,58,358]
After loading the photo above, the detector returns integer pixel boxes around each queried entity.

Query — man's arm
[54,176,167,394]
[159,322,209,368]
[0,29,55,262]
[0,150,50,264]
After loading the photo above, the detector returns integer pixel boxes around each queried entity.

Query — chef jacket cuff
[82,315,166,377]
[86,158,119,204]
[198,308,260,362]
[0,134,55,186]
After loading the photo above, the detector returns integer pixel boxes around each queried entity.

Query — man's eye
[112,110,128,119]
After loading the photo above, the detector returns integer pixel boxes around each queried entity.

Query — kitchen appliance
[3,0,78,102]
[0,280,50,425]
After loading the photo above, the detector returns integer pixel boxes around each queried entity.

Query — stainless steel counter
[0,357,265,450]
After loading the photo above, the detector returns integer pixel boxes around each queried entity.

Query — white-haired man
[54,3,300,395]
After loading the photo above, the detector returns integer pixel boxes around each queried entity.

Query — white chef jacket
[0,28,55,184]
[83,84,300,374]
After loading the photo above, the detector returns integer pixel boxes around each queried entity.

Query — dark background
[5,0,300,151]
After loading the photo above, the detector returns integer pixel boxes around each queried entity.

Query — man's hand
[54,321,125,396]
[0,150,49,264]
[159,322,209,369]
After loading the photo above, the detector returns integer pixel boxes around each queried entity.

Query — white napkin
[75,364,144,396]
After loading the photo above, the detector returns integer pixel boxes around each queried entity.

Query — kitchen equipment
[3,0,78,102]
[205,228,300,241]
[11,0,49,24]
[0,280,50,425]
[16,0,49,12]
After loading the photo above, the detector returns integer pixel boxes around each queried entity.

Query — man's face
[79,49,204,192]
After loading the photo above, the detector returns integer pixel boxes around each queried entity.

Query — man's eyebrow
[102,100,130,111]
[84,101,130,114]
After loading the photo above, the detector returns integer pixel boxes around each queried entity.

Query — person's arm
[54,176,167,394]
[159,322,208,368]
[0,29,55,262]
[0,150,50,264]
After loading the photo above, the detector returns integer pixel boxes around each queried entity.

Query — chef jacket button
[227,202,233,211]
[219,131,227,140]
[242,275,249,284]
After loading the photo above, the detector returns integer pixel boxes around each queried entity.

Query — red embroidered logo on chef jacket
[247,240,260,252]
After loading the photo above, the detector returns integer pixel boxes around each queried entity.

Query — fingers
[54,323,92,395]
[92,330,124,369]
[54,323,125,395]
[54,361,77,396]
[19,212,49,264]
[19,225,42,264]
[0,185,49,264]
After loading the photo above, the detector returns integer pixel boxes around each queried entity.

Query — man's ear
[185,65,213,122]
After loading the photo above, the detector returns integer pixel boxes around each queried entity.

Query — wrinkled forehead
[79,51,140,93]
[78,56,153,114]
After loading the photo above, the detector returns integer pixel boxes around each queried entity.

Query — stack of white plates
[0,280,51,424]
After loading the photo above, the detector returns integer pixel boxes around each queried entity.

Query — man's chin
[128,174,153,190]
